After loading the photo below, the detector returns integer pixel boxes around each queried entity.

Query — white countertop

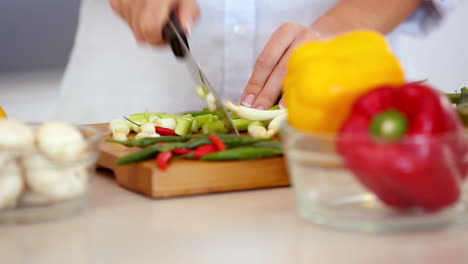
[2,170,468,264]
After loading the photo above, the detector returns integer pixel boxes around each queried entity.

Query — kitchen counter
[2,169,468,264]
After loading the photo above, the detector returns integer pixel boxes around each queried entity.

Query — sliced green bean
[200,147,283,161]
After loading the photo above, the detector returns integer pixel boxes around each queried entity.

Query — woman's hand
[241,23,322,109]
[109,0,200,45]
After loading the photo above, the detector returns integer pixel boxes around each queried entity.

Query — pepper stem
[370,109,408,141]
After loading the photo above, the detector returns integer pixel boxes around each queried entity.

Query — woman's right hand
[109,0,200,45]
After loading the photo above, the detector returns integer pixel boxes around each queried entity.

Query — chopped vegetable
[172,148,193,155]
[195,114,217,127]
[155,126,178,136]
[108,135,195,147]
[202,120,228,134]
[266,113,287,138]
[195,144,218,159]
[233,119,253,132]
[209,135,226,151]
[154,118,177,130]
[196,85,206,99]
[200,147,283,161]
[205,92,217,112]
[175,118,194,136]
[225,101,286,121]
[135,132,160,139]
[190,119,200,133]
[139,123,155,134]
[248,121,269,139]
[157,152,173,171]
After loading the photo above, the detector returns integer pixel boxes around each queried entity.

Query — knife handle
[162,11,189,58]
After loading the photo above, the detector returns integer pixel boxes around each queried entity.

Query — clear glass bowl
[0,123,101,224]
[281,122,468,232]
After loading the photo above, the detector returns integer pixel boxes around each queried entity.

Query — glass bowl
[0,123,101,224]
[281,122,468,232]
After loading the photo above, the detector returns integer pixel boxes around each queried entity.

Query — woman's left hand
[240,23,322,109]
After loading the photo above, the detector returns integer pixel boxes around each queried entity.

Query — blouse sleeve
[394,0,460,37]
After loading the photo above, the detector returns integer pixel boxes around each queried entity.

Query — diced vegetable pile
[108,102,287,170]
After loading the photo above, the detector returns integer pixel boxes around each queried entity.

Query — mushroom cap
[23,153,88,200]
[0,119,34,150]
[36,121,86,163]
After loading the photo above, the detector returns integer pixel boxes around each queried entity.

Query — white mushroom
[35,121,86,163]
[0,119,34,150]
[0,159,24,210]
[23,153,87,200]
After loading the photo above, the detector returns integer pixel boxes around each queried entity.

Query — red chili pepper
[195,144,218,159]
[337,83,468,211]
[155,126,179,136]
[172,148,193,155]
[209,135,227,151]
[156,151,173,171]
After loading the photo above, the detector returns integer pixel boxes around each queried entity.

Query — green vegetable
[200,147,283,161]
[117,147,162,165]
[175,118,194,136]
[116,138,212,164]
[233,119,253,132]
[370,109,408,141]
[195,114,217,127]
[107,135,194,147]
[190,119,200,133]
[216,134,268,147]
[202,120,228,134]
[251,141,283,150]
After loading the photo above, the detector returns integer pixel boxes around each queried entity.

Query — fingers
[140,0,173,45]
[108,0,201,46]
[177,0,201,34]
[241,23,304,108]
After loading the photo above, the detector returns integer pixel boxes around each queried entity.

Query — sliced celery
[233,119,253,132]
[202,120,228,134]
[191,119,201,133]
[175,118,194,136]
[195,114,216,127]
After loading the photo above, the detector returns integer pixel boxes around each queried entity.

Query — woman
[55,0,456,124]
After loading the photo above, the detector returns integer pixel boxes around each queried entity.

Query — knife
[162,12,239,135]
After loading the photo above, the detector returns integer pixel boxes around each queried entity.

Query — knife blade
[162,12,239,135]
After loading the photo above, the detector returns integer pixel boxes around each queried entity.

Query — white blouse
[55,0,457,124]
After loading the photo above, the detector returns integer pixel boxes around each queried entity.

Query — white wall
[400,0,468,93]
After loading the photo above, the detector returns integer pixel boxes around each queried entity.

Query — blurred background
[0,0,467,122]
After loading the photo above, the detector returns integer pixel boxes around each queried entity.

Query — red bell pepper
[157,151,173,171]
[155,126,179,136]
[195,144,218,159]
[337,83,468,211]
[209,135,227,151]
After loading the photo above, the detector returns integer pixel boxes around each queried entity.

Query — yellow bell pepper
[0,106,7,119]
[283,30,405,135]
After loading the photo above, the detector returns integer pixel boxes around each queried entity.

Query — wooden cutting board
[90,123,290,198]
